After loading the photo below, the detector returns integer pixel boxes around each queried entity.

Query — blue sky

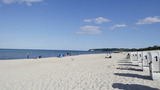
[0,0,160,50]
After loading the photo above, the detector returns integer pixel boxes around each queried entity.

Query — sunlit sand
[0,53,160,90]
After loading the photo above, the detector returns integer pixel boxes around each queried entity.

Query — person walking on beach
[27,53,30,59]
[38,56,42,58]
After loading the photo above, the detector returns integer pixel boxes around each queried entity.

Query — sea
[0,49,112,60]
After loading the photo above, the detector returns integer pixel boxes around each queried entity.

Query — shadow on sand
[112,83,159,90]
[118,61,132,63]
[118,64,139,67]
[118,59,130,62]
[117,67,143,72]
[114,73,152,80]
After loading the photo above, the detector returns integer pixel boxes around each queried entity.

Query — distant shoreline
[89,45,160,52]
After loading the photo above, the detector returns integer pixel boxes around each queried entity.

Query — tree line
[89,45,160,52]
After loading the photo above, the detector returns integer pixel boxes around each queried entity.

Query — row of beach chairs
[127,51,160,80]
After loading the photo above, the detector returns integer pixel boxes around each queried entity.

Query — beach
[0,53,160,90]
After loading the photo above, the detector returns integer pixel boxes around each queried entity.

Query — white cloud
[109,24,127,30]
[2,0,43,6]
[83,17,110,24]
[76,26,101,35]
[136,16,160,25]
[94,17,110,24]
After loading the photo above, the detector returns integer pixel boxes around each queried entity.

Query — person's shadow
[112,83,159,90]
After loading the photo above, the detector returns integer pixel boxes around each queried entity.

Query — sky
[0,0,160,50]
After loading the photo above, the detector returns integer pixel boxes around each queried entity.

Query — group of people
[26,52,72,59]
[26,53,42,59]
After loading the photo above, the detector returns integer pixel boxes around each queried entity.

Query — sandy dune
[0,53,160,90]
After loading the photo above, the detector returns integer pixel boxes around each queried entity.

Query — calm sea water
[0,49,112,60]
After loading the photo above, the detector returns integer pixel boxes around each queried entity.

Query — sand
[0,53,160,90]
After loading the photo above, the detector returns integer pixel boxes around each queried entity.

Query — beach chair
[137,52,143,67]
[129,52,135,62]
[142,51,150,71]
[131,52,139,65]
[148,51,160,80]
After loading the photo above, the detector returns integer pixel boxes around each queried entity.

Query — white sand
[0,53,160,90]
